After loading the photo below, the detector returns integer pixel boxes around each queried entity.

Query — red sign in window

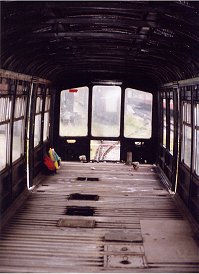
[68,89,78,93]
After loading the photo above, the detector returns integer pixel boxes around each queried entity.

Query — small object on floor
[49,148,61,170]
[132,161,139,170]
[79,155,87,162]
[43,155,56,174]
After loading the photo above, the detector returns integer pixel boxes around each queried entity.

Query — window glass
[12,96,27,162]
[187,103,191,123]
[34,96,43,147]
[60,87,89,136]
[194,104,199,175]
[43,112,49,141]
[170,99,174,154]
[196,104,199,126]
[36,97,43,113]
[34,114,41,147]
[0,97,11,122]
[163,98,166,147]
[0,124,8,169]
[124,88,152,138]
[183,125,192,167]
[14,97,26,118]
[92,85,121,137]
[195,129,199,175]
[181,102,192,167]
[45,96,51,111]
[43,96,51,141]
[14,97,21,117]
[12,120,23,162]
[0,97,12,170]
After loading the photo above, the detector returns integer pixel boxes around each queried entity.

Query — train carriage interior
[0,1,199,272]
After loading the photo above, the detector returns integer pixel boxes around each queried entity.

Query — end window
[124,88,152,138]
[59,87,89,136]
[91,85,121,137]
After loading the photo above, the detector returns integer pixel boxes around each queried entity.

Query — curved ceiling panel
[1,1,199,88]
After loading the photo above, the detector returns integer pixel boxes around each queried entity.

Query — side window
[194,103,199,175]
[163,98,167,147]
[34,96,43,147]
[181,102,192,167]
[124,88,152,138]
[169,98,174,154]
[43,95,51,141]
[59,87,89,136]
[161,89,174,154]
[12,96,27,162]
[0,96,12,170]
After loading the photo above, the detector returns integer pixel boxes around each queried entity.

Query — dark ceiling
[1,1,199,89]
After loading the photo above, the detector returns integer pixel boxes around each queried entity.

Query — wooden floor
[0,162,199,272]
